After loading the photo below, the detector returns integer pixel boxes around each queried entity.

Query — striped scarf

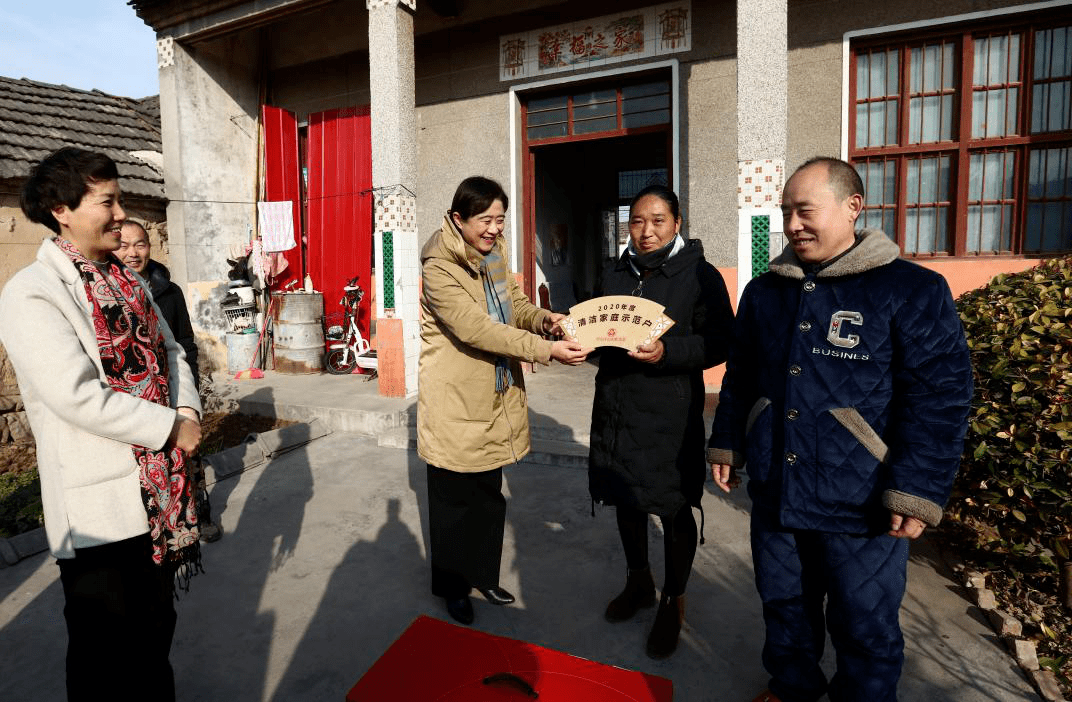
[477,249,515,393]
[56,237,202,585]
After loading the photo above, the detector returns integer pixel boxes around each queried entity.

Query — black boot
[646,593,684,659]
[604,567,656,622]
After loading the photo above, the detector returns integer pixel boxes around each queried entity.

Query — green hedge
[0,468,43,539]
[951,256,1072,574]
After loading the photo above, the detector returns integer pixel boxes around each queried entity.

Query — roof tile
[0,76,164,200]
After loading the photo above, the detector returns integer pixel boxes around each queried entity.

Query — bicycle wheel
[325,348,357,375]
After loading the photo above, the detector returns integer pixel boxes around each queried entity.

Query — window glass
[573,115,617,134]
[967,151,1016,252]
[852,22,1071,257]
[622,81,670,128]
[870,50,888,98]
[528,95,567,112]
[856,160,898,239]
[972,34,1022,138]
[622,81,668,100]
[525,78,673,141]
[1034,26,1071,80]
[857,54,870,99]
[1032,81,1071,133]
[526,95,568,139]
[1025,147,1072,252]
[572,88,617,134]
[908,42,955,143]
[857,49,900,147]
[905,155,951,254]
[527,108,568,127]
[528,123,568,139]
[622,109,670,129]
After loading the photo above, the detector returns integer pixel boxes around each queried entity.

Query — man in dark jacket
[708,158,972,702]
[119,221,221,542]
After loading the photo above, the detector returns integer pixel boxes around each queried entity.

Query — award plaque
[560,295,675,349]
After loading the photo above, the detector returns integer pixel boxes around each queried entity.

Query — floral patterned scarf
[56,237,201,583]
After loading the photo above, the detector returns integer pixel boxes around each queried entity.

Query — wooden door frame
[509,59,681,301]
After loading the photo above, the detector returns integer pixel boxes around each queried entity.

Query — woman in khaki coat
[417,176,588,625]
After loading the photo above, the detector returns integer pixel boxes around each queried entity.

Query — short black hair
[121,220,148,236]
[450,176,508,220]
[21,148,120,234]
[630,184,680,221]
[797,157,865,202]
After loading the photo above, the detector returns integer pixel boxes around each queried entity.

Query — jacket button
[799,321,812,332]
[803,281,816,292]
[789,364,802,376]
[786,452,798,464]
[787,409,799,420]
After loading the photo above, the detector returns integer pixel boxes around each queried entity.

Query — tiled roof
[0,76,164,200]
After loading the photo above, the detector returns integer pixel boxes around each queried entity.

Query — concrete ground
[0,364,1039,701]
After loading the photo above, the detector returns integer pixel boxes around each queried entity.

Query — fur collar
[768,229,900,280]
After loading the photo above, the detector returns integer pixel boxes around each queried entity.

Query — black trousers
[616,504,697,597]
[427,464,506,599]
[58,533,177,702]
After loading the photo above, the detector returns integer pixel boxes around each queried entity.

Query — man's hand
[550,340,590,366]
[710,462,739,493]
[888,512,926,539]
[168,412,202,454]
[542,312,567,337]
[629,340,664,364]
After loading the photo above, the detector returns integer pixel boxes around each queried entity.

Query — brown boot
[604,567,656,622]
[646,593,684,659]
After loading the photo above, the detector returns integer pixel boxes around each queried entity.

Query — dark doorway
[531,131,669,311]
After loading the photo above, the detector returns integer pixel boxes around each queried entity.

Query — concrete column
[367,0,419,398]
[736,0,787,295]
[157,33,260,371]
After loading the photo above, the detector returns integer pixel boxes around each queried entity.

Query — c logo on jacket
[827,310,863,349]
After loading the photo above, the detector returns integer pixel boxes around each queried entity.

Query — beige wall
[416,94,511,245]
[0,195,42,290]
[682,56,738,268]
[786,41,842,173]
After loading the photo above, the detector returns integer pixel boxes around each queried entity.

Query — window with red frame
[850,12,1071,257]
[523,76,672,144]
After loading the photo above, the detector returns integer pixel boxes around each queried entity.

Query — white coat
[0,238,202,558]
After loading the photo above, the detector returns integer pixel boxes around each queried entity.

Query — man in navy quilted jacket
[708,157,972,702]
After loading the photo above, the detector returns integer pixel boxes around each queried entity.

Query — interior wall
[269,52,371,118]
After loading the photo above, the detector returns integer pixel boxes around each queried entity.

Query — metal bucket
[226,332,261,375]
[271,292,324,374]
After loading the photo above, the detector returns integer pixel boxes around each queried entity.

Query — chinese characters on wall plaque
[499,2,691,82]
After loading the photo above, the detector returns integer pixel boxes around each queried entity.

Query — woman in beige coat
[417,176,588,625]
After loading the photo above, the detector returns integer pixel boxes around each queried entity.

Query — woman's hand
[710,463,739,493]
[628,340,664,364]
[542,312,566,337]
[550,340,590,366]
[168,412,202,454]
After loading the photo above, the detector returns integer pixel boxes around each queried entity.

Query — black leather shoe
[477,586,516,606]
[445,596,474,625]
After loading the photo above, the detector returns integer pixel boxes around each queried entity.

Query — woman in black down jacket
[589,184,733,659]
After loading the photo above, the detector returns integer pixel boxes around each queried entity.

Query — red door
[261,105,303,291]
[306,106,374,337]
